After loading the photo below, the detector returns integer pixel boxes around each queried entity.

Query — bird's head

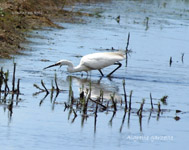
[43,60,73,70]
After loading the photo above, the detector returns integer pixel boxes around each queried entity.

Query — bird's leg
[107,62,122,77]
[98,69,104,76]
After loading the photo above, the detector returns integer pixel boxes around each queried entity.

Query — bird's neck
[63,61,74,72]
[67,64,86,73]
[64,61,79,73]
[68,64,85,73]
[63,60,86,73]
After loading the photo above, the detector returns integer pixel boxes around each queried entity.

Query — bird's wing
[80,52,125,70]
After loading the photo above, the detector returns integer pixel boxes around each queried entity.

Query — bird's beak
[43,62,61,70]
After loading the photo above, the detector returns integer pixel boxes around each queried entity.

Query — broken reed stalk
[123,80,127,111]
[129,90,133,111]
[76,100,79,110]
[169,57,172,66]
[137,99,145,117]
[120,99,123,106]
[1,68,4,99]
[4,70,10,94]
[12,63,16,93]
[109,111,116,127]
[51,80,55,92]
[160,95,168,106]
[111,93,117,112]
[119,110,127,133]
[50,89,54,103]
[83,89,90,114]
[127,109,131,129]
[3,90,8,102]
[70,90,74,104]
[73,109,77,118]
[33,84,44,91]
[100,89,104,103]
[147,109,152,124]
[16,79,20,104]
[64,102,69,109]
[8,100,13,117]
[0,64,21,105]
[150,93,153,109]
[139,113,142,132]
[89,81,92,96]
[80,91,84,101]
[53,89,60,103]
[0,67,4,94]
[50,80,55,102]
[158,102,161,113]
[106,101,109,110]
[181,53,184,63]
[16,79,20,95]
[54,73,59,93]
[95,99,98,115]
[145,17,149,30]
[68,76,72,101]
[157,102,161,119]
[39,92,49,106]
[71,109,77,123]
[89,98,107,110]
[137,99,145,132]
[126,32,130,51]
[94,99,99,133]
[41,80,49,94]
[125,32,130,67]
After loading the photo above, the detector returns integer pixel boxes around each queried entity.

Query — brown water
[0,0,189,149]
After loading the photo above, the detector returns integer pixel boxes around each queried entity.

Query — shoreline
[0,0,93,58]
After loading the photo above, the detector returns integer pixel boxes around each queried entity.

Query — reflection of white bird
[69,76,122,101]
[44,51,125,77]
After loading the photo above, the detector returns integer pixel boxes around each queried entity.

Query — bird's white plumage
[44,51,125,76]
[80,52,125,70]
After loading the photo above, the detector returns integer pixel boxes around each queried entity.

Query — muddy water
[1,0,189,149]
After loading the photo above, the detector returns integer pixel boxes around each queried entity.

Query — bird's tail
[116,50,126,59]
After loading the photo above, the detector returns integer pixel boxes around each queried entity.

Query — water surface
[0,0,189,149]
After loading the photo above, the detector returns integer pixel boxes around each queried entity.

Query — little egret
[43,51,125,77]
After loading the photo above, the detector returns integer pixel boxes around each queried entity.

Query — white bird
[43,51,125,77]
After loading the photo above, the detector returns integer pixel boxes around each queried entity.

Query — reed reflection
[68,76,122,101]
[33,75,178,133]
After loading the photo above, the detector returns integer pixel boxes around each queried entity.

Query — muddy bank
[0,0,103,58]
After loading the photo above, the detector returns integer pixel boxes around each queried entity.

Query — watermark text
[127,135,174,142]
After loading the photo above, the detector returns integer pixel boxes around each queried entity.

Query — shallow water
[1,0,189,149]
